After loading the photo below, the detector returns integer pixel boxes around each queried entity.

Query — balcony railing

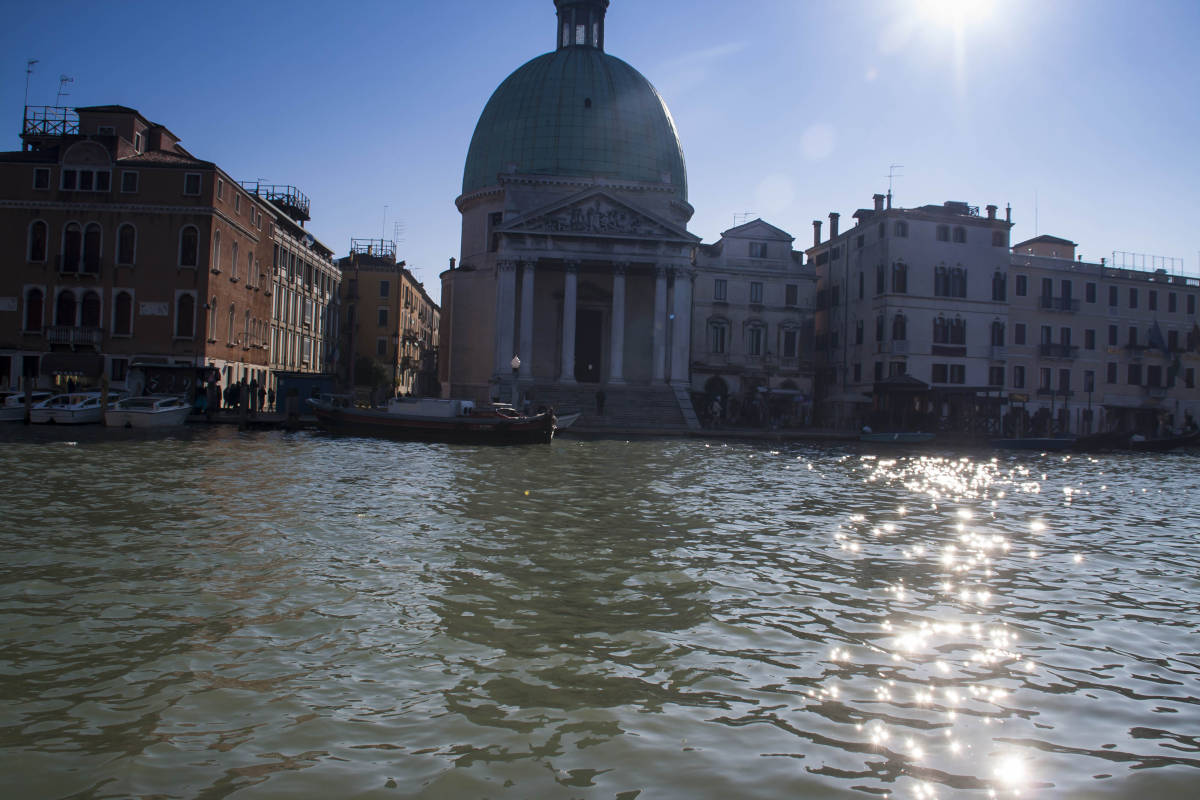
[46,325,103,349]
[1145,385,1168,399]
[1038,296,1080,313]
[890,340,909,354]
[1038,343,1079,359]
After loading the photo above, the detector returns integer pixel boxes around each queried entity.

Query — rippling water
[2,427,1199,799]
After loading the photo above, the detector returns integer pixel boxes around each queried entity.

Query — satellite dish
[303,233,315,248]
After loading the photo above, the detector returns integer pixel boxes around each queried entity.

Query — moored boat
[0,391,53,422]
[309,396,556,444]
[105,395,192,428]
[990,436,1076,451]
[29,392,106,425]
[859,431,935,444]
[1126,430,1200,452]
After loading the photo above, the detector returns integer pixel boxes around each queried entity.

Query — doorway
[575,308,603,383]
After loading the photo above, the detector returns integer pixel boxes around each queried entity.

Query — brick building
[0,105,272,392]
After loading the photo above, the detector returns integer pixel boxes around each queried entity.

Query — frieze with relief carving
[514,197,675,238]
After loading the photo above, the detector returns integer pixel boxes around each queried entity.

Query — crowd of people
[195,375,276,418]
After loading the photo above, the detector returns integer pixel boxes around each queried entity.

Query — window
[116,224,135,265]
[990,321,1005,346]
[1106,362,1118,384]
[209,296,217,339]
[1060,327,1071,346]
[950,268,967,298]
[714,278,727,301]
[1040,325,1052,345]
[855,319,864,345]
[875,314,884,342]
[55,290,76,327]
[932,364,947,383]
[1187,368,1196,389]
[892,313,907,341]
[856,234,864,249]
[952,226,966,243]
[1107,325,1118,346]
[231,242,239,280]
[111,358,128,382]
[1040,367,1052,390]
[1084,329,1095,350]
[217,179,225,200]
[992,271,1006,301]
[235,193,241,213]
[949,364,965,384]
[876,264,885,294]
[28,220,48,262]
[1169,329,1179,351]
[1014,323,1026,345]
[750,282,763,304]
[936,225,950,242]
[874,362,883,381]
[380,279,390,298]
[133,132,143,152]
[1108,285,1118,306]
[377,337,387,356]
[1041,278,1053,299]
[1086,282,1096,303]
[180,226,198,268]
[889,362,906,377]
[747,325,764,356]
[709,320,728,354]
[82,223,101,274]
[211,231,222,272]
[1015,275,1027,296]
[892,262,907,293]
[121,171,138,193]
[1058,369,1071,392]
[1127,363,1141,386]
[785,284,798,306]
[1190,295,1197,315]
[1012,365,1025,388]
[175,294,195,338]
[893,221,908,237]
[782,329,798,358]
[378,308,388,327]
[750,242,768,258]
[1084,370,1095,393]
[1129,288,1138,309]
[991,231,1005,247]
[1127,326,1137,347]
[24,287,44,332]
[61,222,82,272]
[853,363,862,382]
[1149,290,1158,311]
[1169,292,1178,313]
[33,167,50,189]
[61,167,110,192]
[184,173,201,195]
[858,271,864,299]
[935,266,949,296]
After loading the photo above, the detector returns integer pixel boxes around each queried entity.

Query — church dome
[461,46,688,201]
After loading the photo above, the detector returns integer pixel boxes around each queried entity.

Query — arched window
[62,222,82,273]
[244,310,251,346]
[56,290,77,327]
[116,224,136,265]
[892,313,907,341]
[113,291,133,335]
[227,304,235,343]
[176,294,195,338]
[933,315,948,344]
[28,220,48,262]
[891,261,908,293]
[992,271,1007,302]
[248,252,256,287]
[208,296,218,340]
[24,287,44,332]
[950,267,967,298]
[950,317,966,345]
[82,223,102,274]
[80,290,101,328]
[934,265,950,297]
[232,241,239,280]
[991,320,1005,346]
[180,226,198,267]
[212,231,221,271]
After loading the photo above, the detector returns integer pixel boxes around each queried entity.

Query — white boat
[29,392,106,425]
[0,391,53,422]
[105,395,192,428]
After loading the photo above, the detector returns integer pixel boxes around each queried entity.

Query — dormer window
[133,132,143,153]
[750,242,768,258]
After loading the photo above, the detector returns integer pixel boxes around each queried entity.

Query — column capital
[497,259,518,273]
[519,258,537,271]
[612,260,630,275]
[654,264,669,279]
[564,260,581,273]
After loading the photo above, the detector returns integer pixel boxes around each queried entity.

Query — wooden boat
[860,431,935,444]
[1071,430,1131,452]
[105,395,192,428]
[990,436,1076,451]
[309,396,556,444]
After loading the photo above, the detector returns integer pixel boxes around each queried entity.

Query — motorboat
[29,392,106,424]
[309,395,556,444]
[0,391,53,422]
[105,395,192,428]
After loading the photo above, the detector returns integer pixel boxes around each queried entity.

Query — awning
[41,352,104,377]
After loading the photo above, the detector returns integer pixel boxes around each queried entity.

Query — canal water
[2,428,1198,799]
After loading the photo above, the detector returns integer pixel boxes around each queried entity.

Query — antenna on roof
[55,74,73,106]
[392,219,406,246]
[886,164,904,199]
[381,204,390,241]
[733,212,756,226]
[23,59,38,109]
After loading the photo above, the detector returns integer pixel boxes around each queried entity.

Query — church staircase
[529,384,692,432]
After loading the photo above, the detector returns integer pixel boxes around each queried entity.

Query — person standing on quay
[267,386,276,412]
[249,378,260,414]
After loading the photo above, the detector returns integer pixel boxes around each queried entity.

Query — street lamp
[510,355,521,408]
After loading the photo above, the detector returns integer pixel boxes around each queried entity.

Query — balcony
[890,340,909,354]
[1036,387,1074,399]
[1038,343,1079,359]
[1038,296,1080,313]
[46,325,102,349]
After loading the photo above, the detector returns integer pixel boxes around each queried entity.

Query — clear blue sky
[5,0,1198,303]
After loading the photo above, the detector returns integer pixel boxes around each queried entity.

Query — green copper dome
[462,47,688,201]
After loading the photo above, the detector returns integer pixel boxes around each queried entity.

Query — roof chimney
[873,193,885,212]
[886,191,892,210]
[986,204,997,220]
[828,212,840,239]
[1005,203,1011,224]
[812,220,822,247]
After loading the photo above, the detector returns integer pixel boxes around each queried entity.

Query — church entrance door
[575,308,603,383]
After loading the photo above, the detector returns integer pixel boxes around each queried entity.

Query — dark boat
[859,431,935,444]
[1071,430,1131,452]
[990,436,1076,451]
[309,396,555,444]
[1127,430,1200,452]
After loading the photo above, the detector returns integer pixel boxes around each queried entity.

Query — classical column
[560,261,578,383]
[608,262,627,384]
[652,265,668,383]
[494,260,517,376]
[670,267,694,386]
[518,260,535,379]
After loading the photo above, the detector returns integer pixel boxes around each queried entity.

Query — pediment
[721,218,795,242]
[502,189,699,242]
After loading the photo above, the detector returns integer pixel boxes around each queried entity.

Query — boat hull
[312,405,555,444]
[29,408,104,425]
[104,406,193,428]
[990,437,1076,451]
[860,432,935,444]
